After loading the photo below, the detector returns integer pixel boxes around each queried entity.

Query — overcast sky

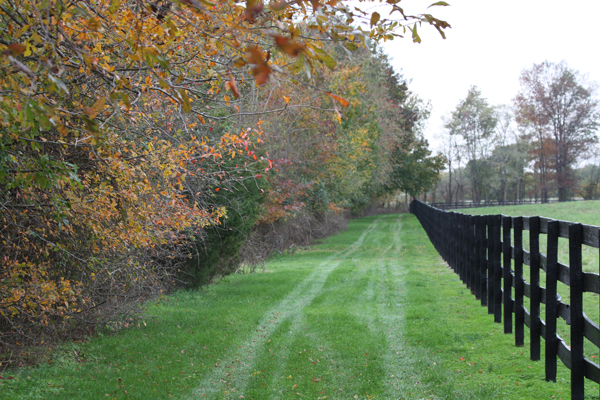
[376,0,600,151]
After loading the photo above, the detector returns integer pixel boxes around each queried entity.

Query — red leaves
[243,0,264,22]
[3,43,25,56]
[273,35,305,57]
[247,46,271,86]
[227,75,241,99]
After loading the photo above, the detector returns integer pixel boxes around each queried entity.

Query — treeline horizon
[426,61,600,204]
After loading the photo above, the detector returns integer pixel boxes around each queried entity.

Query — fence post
[502,215,512,333]
[450,212,457,272]
[443,209,449,262]
[487,215,495,315]
[479,216,488,307]
[473,216,482,300]
[468,215,476,293]
[529,216,541,361]
[513,217,525,347]
[493,215,502,324]
[569,223,585,400]
[459,213,466,284]
[545,220,559,382]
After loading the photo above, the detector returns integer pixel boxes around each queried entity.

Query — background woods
[433,61,600,205]
[0,0,448,355]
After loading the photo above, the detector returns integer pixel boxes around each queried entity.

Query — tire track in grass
[375,216,419,396]
[187,218,382,399]
[242,214,418,399]
[346,215,428,397]
[340,215,414,397]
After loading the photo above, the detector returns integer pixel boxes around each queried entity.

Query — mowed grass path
[2,214,593,399]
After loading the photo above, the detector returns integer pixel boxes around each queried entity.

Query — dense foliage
[0,0,448,354]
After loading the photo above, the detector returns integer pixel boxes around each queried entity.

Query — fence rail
[429,199,581,211]
[410,200,600,400]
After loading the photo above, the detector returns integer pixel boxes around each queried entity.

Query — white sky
[377,0,600,151]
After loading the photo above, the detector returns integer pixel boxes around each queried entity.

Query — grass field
[0,213,597,399]
[454,200,600,226]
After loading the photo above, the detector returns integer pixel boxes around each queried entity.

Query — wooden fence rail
[410,199,600,400]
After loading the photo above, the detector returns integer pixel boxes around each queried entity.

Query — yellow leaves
[1,261,85,326]
[83,96,107,119]
[177,89,192,113]
[108,0,121,15]
[85,17,102,32]
[335,109,342,124]
[13,24,30,39]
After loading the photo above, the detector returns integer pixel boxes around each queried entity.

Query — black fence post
[545,220,559,382]
[513,217,525,347]
[493,215,502,324]
[502,215,512,333]
[487,215,495,315]
[446,211,456,272]
[443,209,449,262]
[479,216,488,307]
[569,223,585,400]
[529,216,541,361]
[473,215,483,301]
[468,215,476,294]
[459,213,466,284]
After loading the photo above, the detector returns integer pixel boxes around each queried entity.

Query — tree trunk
[502,168,508,202]
[448,160,452,203]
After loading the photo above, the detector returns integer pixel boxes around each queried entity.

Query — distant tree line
[430,61,600,204]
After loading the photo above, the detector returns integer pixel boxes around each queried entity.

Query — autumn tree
[514,61,600,201]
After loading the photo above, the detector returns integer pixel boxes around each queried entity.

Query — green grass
[0,214,597,399]
[452,200,600,227]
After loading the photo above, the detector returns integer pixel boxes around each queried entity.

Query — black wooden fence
[410,200,600,400]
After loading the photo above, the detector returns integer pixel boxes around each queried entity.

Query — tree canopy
[444,86,497,202]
